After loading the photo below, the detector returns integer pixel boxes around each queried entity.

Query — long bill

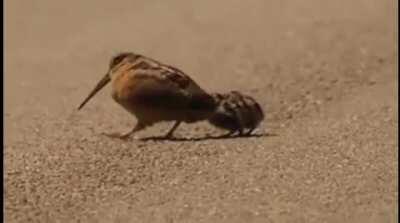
[78,73,111,110]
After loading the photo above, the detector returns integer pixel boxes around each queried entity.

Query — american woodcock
[78,52,217,139]
[208,91,264,136]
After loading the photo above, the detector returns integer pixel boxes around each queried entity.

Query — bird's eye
[110,53,131,69]
[110,56,123,68]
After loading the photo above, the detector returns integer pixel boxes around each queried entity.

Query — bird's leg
[104,122,145,140]
[164,121,181,138]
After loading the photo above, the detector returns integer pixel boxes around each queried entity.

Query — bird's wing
[132,56,207,94]
[128,66,214,111]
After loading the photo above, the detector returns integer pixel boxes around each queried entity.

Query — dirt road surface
[5,0,398,222]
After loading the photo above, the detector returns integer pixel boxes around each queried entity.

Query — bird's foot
[162,132,175,139]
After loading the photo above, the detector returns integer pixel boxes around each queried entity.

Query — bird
[208,91,264,136]
[78,52,217,139]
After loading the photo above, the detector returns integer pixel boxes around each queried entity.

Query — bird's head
[77,52,138,110]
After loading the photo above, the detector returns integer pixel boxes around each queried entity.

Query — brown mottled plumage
[78,52,264,139]
[78,52,216,139]
[208,91,264,136]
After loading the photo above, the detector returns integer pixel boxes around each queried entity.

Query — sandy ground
[4,0,398,222]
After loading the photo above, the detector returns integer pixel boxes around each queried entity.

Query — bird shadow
[139,132,278,142]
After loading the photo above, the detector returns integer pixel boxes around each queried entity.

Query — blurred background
[5,0,397,222]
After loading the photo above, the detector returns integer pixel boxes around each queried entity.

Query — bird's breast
[111,72,135,102]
